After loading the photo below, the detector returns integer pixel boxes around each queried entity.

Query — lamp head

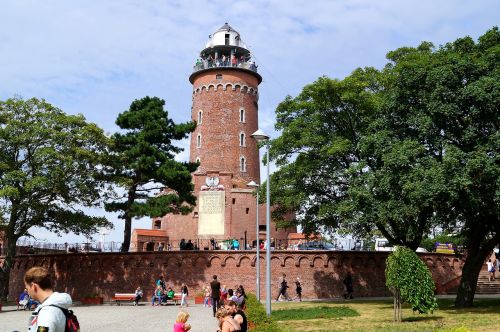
[247,180,259,188]
[251,129,270,142]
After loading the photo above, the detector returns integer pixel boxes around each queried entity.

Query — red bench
[113,293,136,305]
[171,293,182,305]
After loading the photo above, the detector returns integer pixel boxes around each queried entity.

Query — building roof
[217,22,238,34]
[133,229,168,237]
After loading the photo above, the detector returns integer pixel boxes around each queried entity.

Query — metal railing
[0,238,367,256]
[192,60,258,73]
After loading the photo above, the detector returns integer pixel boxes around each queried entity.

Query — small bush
[245,293,282,332]
[386,246,438,321]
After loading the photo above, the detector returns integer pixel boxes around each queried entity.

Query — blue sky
[1,0,499,245]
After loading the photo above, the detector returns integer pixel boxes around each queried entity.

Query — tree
[105,96,197,252]
[378,28,499,308]
[0,97,111,300]
[268,69,436,248]
[386,246,437,322]
[269,27,499,307]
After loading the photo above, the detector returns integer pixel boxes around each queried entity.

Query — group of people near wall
[145,275,189,307]
[172,274,249,332]
[275,273,303,302]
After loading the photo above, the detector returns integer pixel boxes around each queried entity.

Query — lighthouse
[132,24,293,251]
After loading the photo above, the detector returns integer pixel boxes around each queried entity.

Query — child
[204,285,211,307]
[174,311,191,332]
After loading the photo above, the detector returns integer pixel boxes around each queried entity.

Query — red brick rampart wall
[6,251,462,301]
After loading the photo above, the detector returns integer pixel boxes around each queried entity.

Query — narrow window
[246,208,249,214]
[239,132,245,147]
[225,34,230,45]
[232,198,236,204]
[198,110,203,124]
[197,134,201,148]
[239,108,245,122]
[240,156,246,172]
[154,220,161,229]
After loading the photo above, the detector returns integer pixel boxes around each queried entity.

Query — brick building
[131,23,294,251]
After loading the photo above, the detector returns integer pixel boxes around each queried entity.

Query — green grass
[271,306,359,321]
[268,298,500,332]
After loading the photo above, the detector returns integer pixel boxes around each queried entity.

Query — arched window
[198,110,203,124]
[239,108,245,122]
[239,132,246,147]
[197,134,201,148]
[240,156,246,172]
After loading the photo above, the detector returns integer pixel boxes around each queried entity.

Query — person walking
[180,283,189,307]
[343,272,354,299]
[487,259,496,281]
[276,273,290,301]
[210,274,221,317]
[24,266,74,332]
[295,277,302,302]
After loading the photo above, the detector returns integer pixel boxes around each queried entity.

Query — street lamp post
[251,129,271,316]
[247,180,260,302]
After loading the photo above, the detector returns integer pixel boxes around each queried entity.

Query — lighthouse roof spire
[190,23,262,84]
[204,22,248,50]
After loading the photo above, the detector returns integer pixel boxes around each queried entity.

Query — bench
[171,293,182,305]
[113,293,136,305]
[160,293,182,305]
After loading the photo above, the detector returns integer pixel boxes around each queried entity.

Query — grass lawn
[271,298,500,332]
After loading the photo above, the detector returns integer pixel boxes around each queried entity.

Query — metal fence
[0,238,368,256]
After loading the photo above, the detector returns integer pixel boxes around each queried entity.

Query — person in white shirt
[487,259,496,281]
[25,266,73,332]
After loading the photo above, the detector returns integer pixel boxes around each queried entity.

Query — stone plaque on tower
[198,190,225,235]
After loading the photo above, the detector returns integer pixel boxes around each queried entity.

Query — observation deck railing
[192,60,258,74]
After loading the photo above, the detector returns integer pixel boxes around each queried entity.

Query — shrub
[245,293,282,332]
[386,246,438,322]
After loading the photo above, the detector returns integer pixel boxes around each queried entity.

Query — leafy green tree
[269,27,499,307]
[0,97,111,300]
[378,28,499,307]
[386,246,438,322]
[269,69,435,249]
[105,96,197,252]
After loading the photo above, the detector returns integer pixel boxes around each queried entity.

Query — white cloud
[1,0,498,243]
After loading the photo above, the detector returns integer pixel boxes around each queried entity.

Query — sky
[1,0,499,245]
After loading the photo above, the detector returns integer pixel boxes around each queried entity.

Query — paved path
[0,302,218,332]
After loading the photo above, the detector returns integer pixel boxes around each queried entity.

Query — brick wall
[7,251,462,301]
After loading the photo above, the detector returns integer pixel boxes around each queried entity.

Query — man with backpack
[24,266,79,332]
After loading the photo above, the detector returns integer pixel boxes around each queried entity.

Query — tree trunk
[121,184,137,253]
[393,289,402,322]
[455,236,497,308]
[121,215,132,252]
[0,237,17,301]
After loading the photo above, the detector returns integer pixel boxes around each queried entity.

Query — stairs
[476,271,500,294]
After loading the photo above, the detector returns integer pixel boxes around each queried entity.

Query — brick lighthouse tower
[132,24,293,251]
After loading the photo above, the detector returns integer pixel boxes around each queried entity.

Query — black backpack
[48,305,81,332]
